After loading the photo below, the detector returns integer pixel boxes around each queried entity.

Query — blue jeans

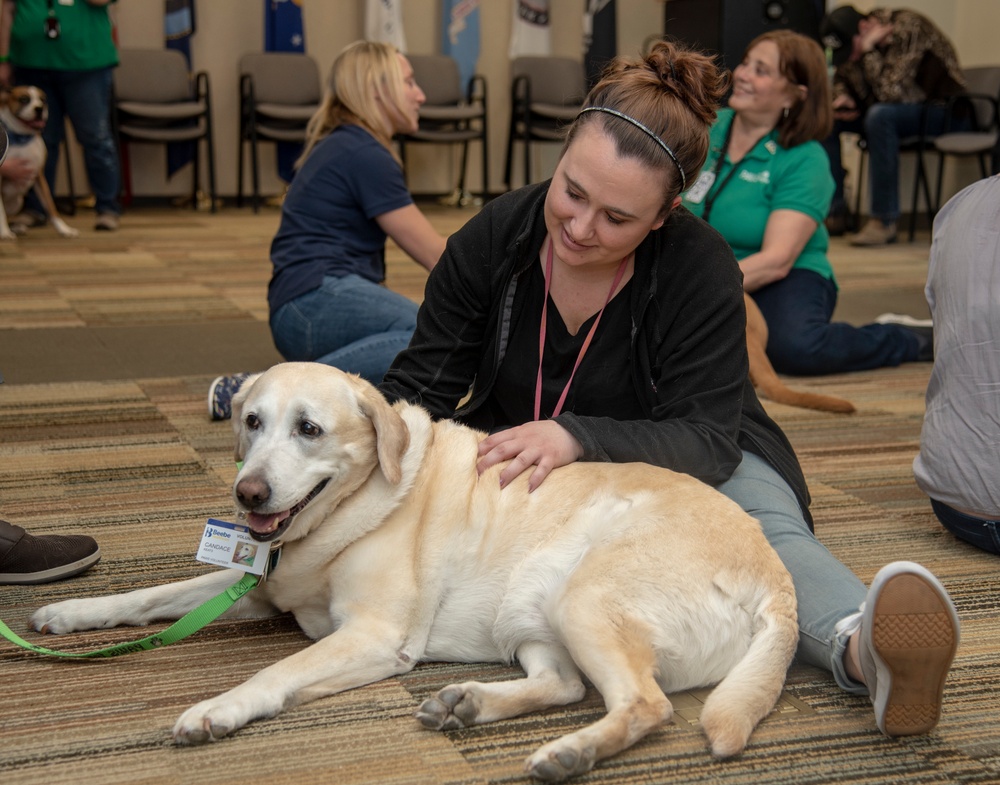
[822,102,950,223]
[16,66,121,216]
[718,451,868,694]
[269,274,418,385]
[931,499,1000,556]
[752,269,920,375]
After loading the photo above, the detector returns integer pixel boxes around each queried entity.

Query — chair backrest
[115,48,192,103]
[512,57,586,106]
[408,54,464,106]
[240,52,321,105]
[961,66,1000,129]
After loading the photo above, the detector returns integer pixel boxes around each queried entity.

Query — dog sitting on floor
[0,86,78,240]
[745,293,856,414]
[31,362,799,782]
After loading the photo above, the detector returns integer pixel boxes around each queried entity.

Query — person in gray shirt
[914,175,1000,554]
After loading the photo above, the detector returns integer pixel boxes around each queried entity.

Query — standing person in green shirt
[0,0,121,231]
[683,30,930,376]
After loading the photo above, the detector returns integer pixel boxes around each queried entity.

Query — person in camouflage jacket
[819,6,964,246]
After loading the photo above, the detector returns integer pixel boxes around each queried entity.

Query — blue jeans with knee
[269,274,418,385]
[16,66,121,217]
[931,499,1000,555]
[822,102,949,223]
[752,269,920,375]
[717,451,868,694]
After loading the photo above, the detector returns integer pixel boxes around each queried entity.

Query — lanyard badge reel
[45,14,61,40]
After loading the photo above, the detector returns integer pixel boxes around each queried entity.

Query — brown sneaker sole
[870,572,959,736]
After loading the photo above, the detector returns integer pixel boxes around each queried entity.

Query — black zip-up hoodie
[381,181,812,528]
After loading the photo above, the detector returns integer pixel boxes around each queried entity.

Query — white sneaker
[839,562,959,736]
[875,313,933,329]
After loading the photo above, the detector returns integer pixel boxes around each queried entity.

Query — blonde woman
[210,41,446,419]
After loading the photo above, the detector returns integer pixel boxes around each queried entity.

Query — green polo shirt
[682,109,835,283]
[10,0,118,71]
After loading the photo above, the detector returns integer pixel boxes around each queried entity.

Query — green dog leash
[0,572,259,659]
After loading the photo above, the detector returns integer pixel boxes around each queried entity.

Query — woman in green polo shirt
[683,30,930,374]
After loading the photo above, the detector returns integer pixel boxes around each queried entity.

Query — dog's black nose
[236,477,271,509]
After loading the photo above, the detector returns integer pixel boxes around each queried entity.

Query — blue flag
[164,0,196,177]
[441,0,480,92]
[265,0,306,183]
[265,0,305,53]
[165,0,194,61]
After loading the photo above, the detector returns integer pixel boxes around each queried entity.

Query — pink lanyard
[534,239,630,421]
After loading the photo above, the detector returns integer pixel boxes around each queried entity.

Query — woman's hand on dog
[0,156,37,185]
[477,421,583,493]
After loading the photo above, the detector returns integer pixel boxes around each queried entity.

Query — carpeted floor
[1,206,997,785]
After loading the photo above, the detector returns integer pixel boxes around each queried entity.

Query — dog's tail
[749,344,856,414]
[697,573,799,758]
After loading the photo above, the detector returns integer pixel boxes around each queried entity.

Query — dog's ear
[230,373,261,462]
[357,385,409,485]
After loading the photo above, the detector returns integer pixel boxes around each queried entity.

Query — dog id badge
[196,519,269,576]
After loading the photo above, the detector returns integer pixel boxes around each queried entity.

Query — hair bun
[644,40,729,126]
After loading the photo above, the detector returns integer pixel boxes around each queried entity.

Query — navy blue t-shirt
[267,124,414,313]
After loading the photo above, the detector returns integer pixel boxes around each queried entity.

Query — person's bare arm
[739,209,818,292]
[376,203,447,271]
[0,0,15,88]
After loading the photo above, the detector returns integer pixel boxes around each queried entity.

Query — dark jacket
[380,181,813,528]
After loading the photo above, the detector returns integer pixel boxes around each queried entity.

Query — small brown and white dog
[30,363,799,781]
[745,293,856,414]
[0,85,78,240]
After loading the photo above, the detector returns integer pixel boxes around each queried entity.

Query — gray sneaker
[95,212,120,231]
[839,562,959,736]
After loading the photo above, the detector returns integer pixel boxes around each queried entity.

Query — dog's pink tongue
[246,510,290,534]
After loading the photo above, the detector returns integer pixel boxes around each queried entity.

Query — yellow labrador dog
[32,363,797,781]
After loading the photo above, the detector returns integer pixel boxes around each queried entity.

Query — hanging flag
[164,0,196,178]
[164,0,194,61]
[365,0,407,52]
[583,0,615,89]
[264,0,306,184]
[265,0,305,53]
[509,0,550,58]
[441,0,480,92]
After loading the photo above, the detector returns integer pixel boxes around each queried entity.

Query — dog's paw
[32,598,114,634]
[525,740,596,782]
[0,227,18,241]
[51,219,79,238]
[415,685,482,730]
[173,700,245,745]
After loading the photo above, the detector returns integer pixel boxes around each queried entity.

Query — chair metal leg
[206,118,217,214]
[854,148,867,227]
[503,127,515,190]
[237,131,245,209]
[250,130,261,214]
[522,121,532,189]
[908,149,933,242]
[457,140,470,194]
[480,122,489,199]
[192,139,200,211]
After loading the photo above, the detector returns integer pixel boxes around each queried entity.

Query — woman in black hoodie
[381,40,958,739]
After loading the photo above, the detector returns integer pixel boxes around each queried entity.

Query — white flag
[509,0,550,58]
[365,0,407,52]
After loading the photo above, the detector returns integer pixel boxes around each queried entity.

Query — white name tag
[685,170,715,204]
[196,518,268,576]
